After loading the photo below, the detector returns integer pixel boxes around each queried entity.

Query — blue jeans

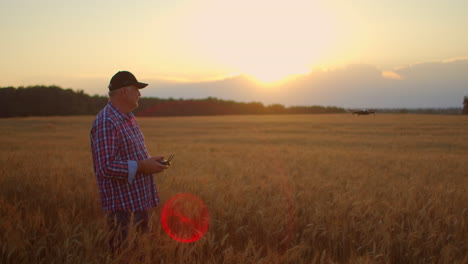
[107,211,149,252]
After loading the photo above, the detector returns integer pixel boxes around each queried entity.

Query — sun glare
[186,0,339,84]
[247,65,310,84]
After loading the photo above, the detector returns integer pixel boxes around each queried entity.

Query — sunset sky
[1,0,467,107]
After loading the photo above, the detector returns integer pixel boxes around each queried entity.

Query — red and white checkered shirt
[90,102,159,212]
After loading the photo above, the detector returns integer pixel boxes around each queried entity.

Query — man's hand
[137,156,169,174]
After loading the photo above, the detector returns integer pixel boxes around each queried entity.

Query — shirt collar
[108,101,134,121]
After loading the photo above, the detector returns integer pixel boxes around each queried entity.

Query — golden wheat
[0,114,467,263]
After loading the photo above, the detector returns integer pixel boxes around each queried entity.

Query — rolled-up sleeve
[91,118,129,181]
[127,160,138,183]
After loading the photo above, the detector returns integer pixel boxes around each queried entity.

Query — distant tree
[463,96,468,115]
[0,86,107,117]
[267,104,286,114]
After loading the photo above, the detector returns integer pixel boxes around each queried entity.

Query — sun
[246,64,311,84]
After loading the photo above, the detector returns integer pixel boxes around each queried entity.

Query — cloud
[72,58,468,108]
[394,57,468,81]
[381,71,404,80]
[442,57,468,63]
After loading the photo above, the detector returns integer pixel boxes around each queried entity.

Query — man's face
[122,85,141,111]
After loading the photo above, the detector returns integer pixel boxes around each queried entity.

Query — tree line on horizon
[0,86,346,118]
[1,86,465,118]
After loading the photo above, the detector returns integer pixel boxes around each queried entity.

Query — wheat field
[0,114,467,263]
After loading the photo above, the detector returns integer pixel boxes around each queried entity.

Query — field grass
[0,114,467,263]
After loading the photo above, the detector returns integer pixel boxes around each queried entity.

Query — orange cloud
[442,56,468,63]
[381,71,403,80]
[394,57,468,71]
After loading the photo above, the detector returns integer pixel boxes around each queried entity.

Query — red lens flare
[161,193,210,243]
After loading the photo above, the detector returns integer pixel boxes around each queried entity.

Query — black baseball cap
[108,71,148,91]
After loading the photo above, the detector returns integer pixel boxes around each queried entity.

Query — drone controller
[160,154,175,166]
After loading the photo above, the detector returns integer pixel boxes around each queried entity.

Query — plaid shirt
[90,102,159,212]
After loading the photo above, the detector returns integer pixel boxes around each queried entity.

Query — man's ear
[121,86,129,96]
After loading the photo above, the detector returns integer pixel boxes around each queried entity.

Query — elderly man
[90,71,169,250]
